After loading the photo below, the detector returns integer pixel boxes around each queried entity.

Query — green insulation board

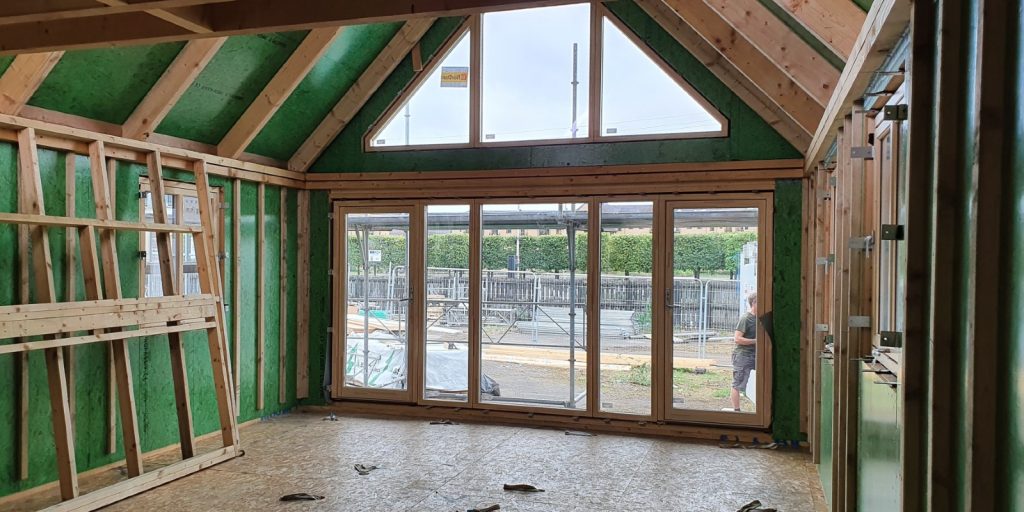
[156,32,307,145]
[819,358,834,508]
[303,190,331,403]
[310,1,801,173]
[1005,2,1024,505]
[27,43,186,125]
[246,23,404,161]
[0,56,14,78]
[856,364,901,511]
[772,179,803,442]
[755,0,844,69]
[0,141,298,498]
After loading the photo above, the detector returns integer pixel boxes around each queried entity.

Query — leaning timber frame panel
[0,127,239,511]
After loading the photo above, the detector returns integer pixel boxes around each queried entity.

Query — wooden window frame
[363,5,729,153]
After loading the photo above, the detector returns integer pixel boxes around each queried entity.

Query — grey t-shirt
[734,312,757,356]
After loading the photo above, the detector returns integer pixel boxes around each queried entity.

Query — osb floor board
[16,413,827,511]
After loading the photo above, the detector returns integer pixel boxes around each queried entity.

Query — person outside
[728,292,757,412]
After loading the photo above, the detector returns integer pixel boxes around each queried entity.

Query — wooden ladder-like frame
[0,127,239,511]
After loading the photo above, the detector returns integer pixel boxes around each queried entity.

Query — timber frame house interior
[0,0,1019,511]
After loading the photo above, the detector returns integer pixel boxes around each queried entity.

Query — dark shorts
[731,350,756,391]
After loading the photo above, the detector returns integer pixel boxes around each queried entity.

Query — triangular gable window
[369,30,471,148]
[600,17,724,138]
[366,6,728,150]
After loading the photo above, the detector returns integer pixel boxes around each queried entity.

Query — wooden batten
[232,178,242,413]
[64,152,77,434]
[295,190,310,399]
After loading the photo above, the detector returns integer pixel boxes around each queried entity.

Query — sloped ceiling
[0,0,872,172]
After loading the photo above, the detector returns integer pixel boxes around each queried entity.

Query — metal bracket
[880,224,905,241]
[815,324,830,332]
[218,252,227,261]
[326,327,333,334]
[880,331,903,348]
[137,251,147,259]
[824,334,834,345]
[883,104,908,121]
[816,254,835,266]
[817,191,832,200]
[219,202,229,210]
[849,316,871,328]
[138,191,149,199]
[327,212,335,220]
[851,146,874,159]
[828,176,837,187]
[849,236,874,251]
[327,269,334,277]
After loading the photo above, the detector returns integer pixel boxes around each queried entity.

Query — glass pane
[598,202,653,415]
[481,4,590,142]
[182,196,201,296]
[344,212,410,390]
[143,193,177,298]
[370,31,471,148]
[671,207,759,414]
[425,205,471,402]
[601,18,722,137]
[480,203,587,409]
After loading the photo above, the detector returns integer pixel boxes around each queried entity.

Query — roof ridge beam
[701,0,838,106]
[217,27,344,159]
[0,52,64,115]
[289,18,435,172]
[768,0,865,61]
[659,0,823,134]
[122,37,226,140]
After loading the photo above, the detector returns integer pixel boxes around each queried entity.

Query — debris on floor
[737,499,777,512]
[279,493,325,502]
[430,419,459,425]
[502,484,545,493]
[564,430,594,437]
[718,436,779,450]
[467,505,500,512]
[354,464,379,475]
[322,412,338,421]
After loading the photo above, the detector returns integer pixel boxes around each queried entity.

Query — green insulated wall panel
[0,141,299,498]
[156,32,307,145]
[856,365,900,511]
[27,43,186,124]
[311,0,800,173]
[0,56,14,79]
[247,23,404,161]
[304,190,331,403]
[772,179,803,441]
[819,358,834,508]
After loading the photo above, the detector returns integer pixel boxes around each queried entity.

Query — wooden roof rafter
[94,0,217,34]
[0,52,65,115]
[769,0,866,61]
[289,18,437,172]
[217,27,344,159]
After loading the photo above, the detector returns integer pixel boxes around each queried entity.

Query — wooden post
[19,127,80,500]
[64,152,77,431]
[256,182,265,410]
[105,156,117,456]
[232,179,242,412]
[830,122,849,512]
[193,160,240,447]
[16,146,31,482]
[279,187,288,404]
[88,140,144,478]
[295,190,310,399]
[145,151,197,459]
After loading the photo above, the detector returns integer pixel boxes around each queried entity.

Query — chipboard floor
[18,412,827,511]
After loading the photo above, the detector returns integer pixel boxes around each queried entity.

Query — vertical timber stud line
[193,159,241,447]
[257,182,266,410]
[17,154,29,481]
[146,151,198,459]
[296,190,310,399]
[19,128,80,500]
[106,156,118,456]
[89,140,145,478]
[233,178,242,413]
[279,187,288,404]
[64,153,77,433]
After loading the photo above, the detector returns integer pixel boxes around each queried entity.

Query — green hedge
[349,231,756,277]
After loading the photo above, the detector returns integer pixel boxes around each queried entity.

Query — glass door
[663,199,770,427]
[335,205,417,401]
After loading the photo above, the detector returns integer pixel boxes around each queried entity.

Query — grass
[612,363,734,403]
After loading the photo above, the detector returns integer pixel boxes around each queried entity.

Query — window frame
[363,4,729,152]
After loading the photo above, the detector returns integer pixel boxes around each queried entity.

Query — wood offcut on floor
[13,413,826,511]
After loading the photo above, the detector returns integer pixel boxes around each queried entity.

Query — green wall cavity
[247,23,404,161]
[0,142,299,498]
[772,179,803,442]
[0,57,14,79]
[156,32,307,145]
[28,43,186,125]
[310,1,800,172]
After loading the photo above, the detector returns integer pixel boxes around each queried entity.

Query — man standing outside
[728,292,757,412]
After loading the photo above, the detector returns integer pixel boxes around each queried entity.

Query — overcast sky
[372,3,722,147]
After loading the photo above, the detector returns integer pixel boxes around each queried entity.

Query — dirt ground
[481,359,755,414]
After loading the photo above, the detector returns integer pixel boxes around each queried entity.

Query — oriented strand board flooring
[23,413,828,511]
